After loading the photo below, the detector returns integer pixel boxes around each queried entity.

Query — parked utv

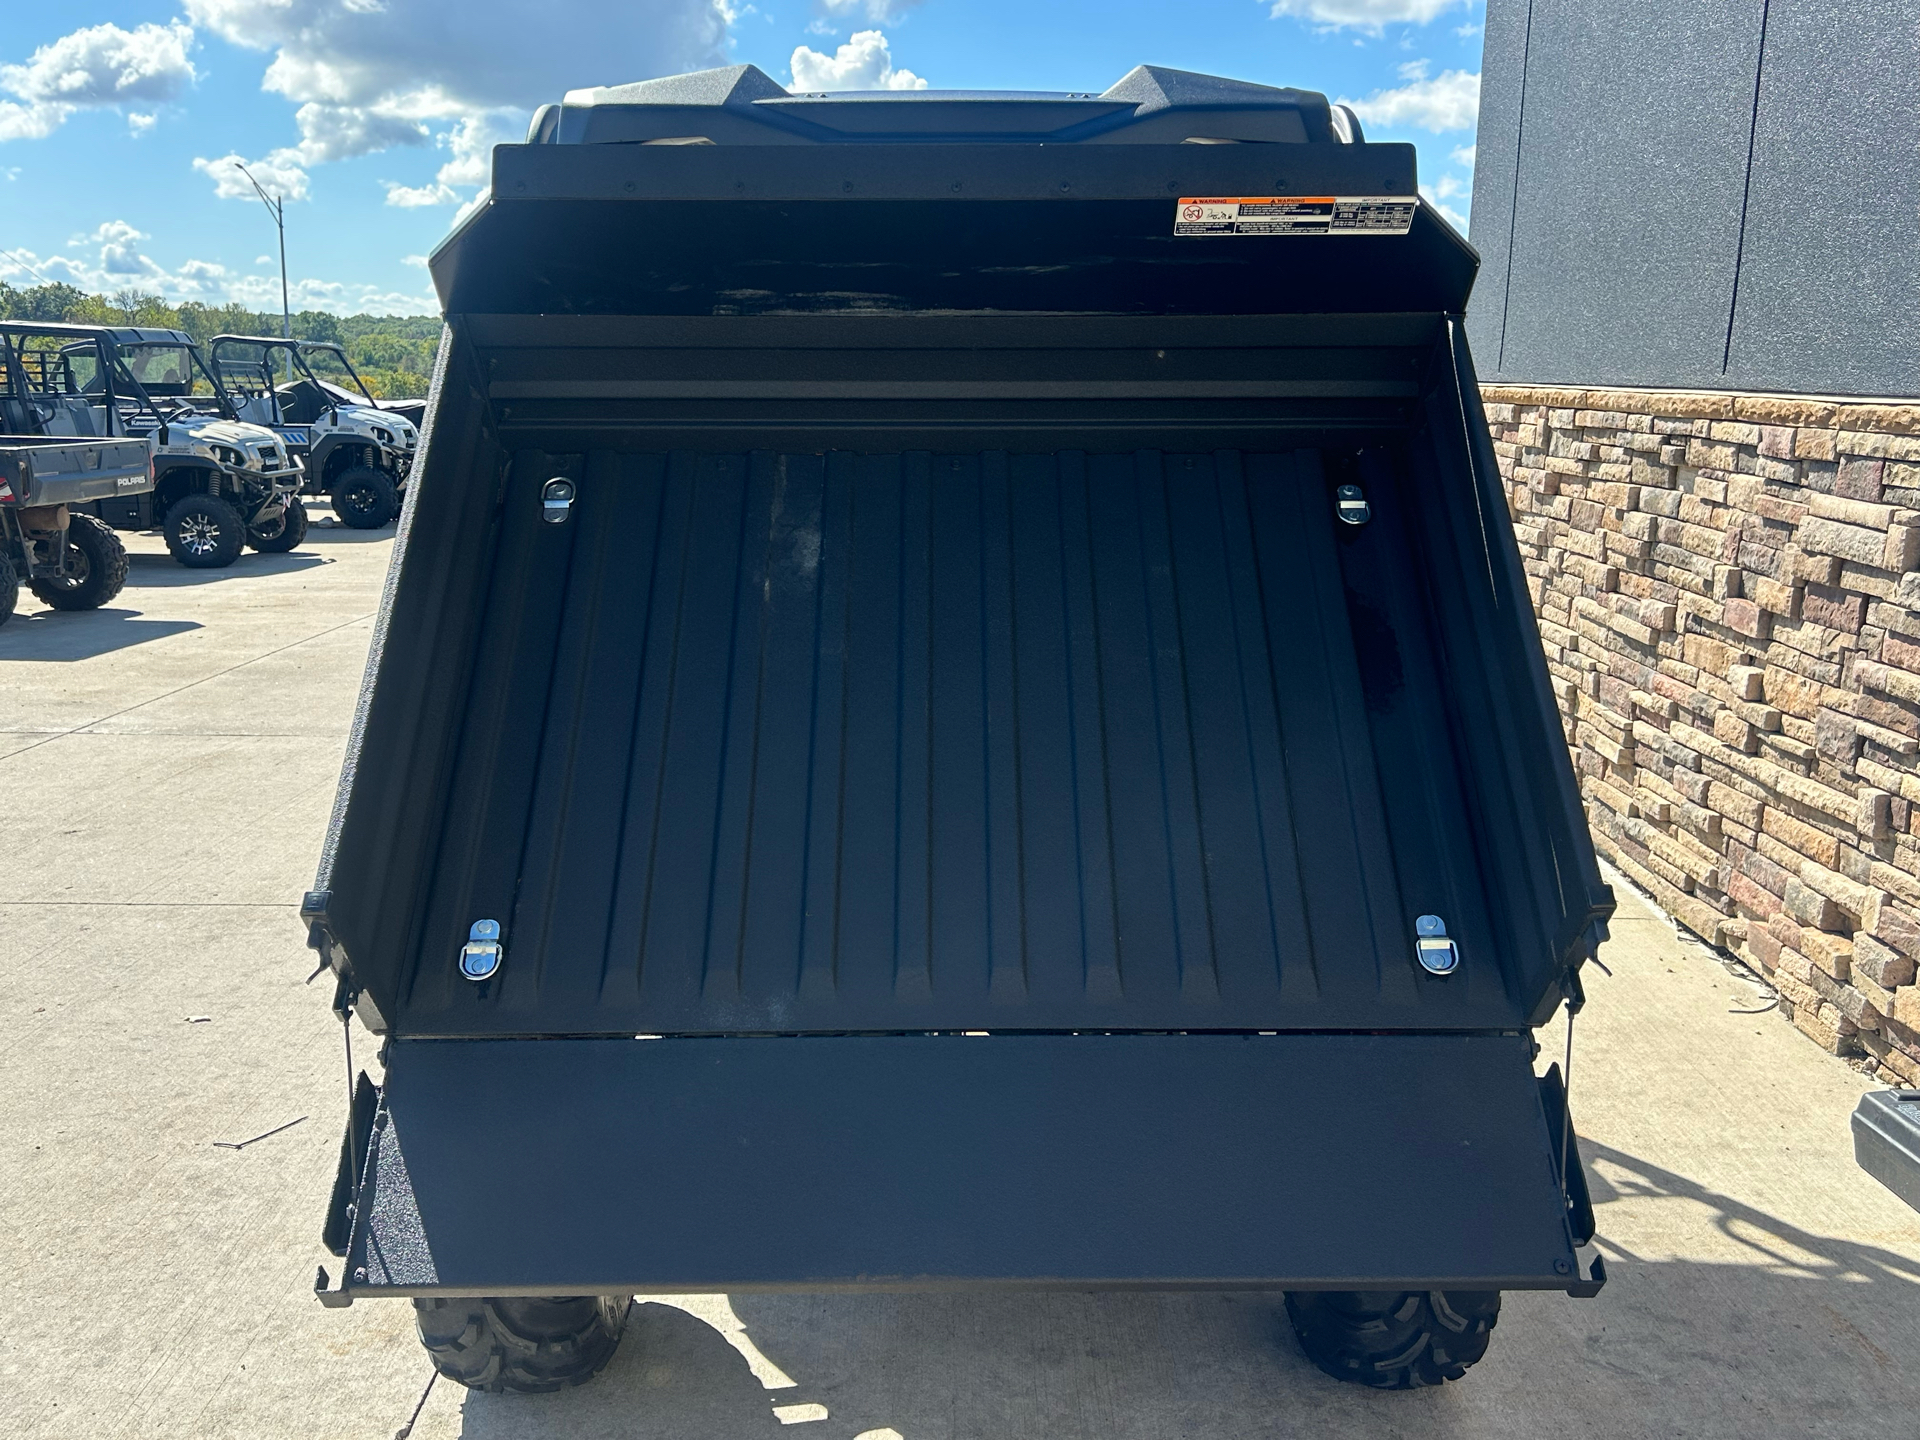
[210,335,418,529]
[0,322,305,568]
[0,327,154,623]
[305,65,1614,1398]
[0,438,151,625]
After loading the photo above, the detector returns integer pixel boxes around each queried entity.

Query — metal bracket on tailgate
[315,1072,381,1308]
[1539,1063,1606,1298]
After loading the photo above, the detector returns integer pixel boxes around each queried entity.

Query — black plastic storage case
[305,64,1614,1305]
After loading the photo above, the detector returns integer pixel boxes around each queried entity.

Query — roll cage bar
[209,335,380,409]
[4,321,243,427]
[0,320,190,434]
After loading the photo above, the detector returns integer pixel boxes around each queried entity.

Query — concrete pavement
[3,519,1918,1439]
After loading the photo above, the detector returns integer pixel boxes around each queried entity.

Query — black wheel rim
[48,542,91,590]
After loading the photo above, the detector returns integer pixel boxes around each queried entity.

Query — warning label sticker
[1174,196,1417,237]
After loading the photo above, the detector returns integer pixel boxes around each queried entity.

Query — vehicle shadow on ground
[124,550,329,587]
[438,1143,1920,1440]
[0,609,201,661]
[295,519,397,546]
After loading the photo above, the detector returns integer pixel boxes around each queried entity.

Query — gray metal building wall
[1467,0,1920,398]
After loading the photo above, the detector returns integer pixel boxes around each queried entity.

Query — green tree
[0,282,440,397]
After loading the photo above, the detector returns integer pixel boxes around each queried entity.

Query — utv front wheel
[1285,1290,1501,1389]
[413,1295,629,1394]
[30,514,130,610]
[247,496,309,553]
[0,551,17,624]
[164,493,246,568]
[331,467,399,529]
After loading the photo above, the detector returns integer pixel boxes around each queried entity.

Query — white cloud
[1451,142,1475,169]
[791,29,926,91]
[383,111,518,207]
[0,229,438,315]
[293,101,428,162]
[0,101,67,142]
[1267,0,1467,31]
[0,21,197,142]
[436,113,515,188]
[385,180,457,208]
[1340,68,1479,132]
[183,0,728,205]
[817,0,924,23]
[184,0,726,114]
[2,21,196,107]
[128,112,158,134]
[193,150,312,202]
[71,220,168,279]
[5,221,187,295]
[223,271,436,314]
[1419,184,1467,230]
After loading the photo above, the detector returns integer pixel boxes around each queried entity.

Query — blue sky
[1,1,1485,315]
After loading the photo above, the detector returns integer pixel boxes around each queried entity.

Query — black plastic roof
[530,64,1360,146]
[0,320,193,346]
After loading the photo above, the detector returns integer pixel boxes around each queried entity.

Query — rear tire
[331,467,399,529]
[413,1295,629,1394]
[0,551,18,625]
[163,493,246,569]
[247,496,309,553]
[29,514,129,610]
[1285,1290,1501,1389]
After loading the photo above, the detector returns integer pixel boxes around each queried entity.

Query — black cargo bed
[402,440,1526,1035]
[316,314,1607,1040]
[307,73,1615,1309]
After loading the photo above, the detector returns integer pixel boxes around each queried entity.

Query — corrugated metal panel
[392,445,1518,1035]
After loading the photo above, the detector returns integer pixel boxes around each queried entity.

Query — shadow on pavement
[298,519,399,545]
[432,1143,1920,1440]
[124,550,329,586]
[0,609,201,661]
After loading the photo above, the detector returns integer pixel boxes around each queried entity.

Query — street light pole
[234,161,292,379]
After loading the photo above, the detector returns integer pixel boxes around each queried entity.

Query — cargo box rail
[0,437,152,508]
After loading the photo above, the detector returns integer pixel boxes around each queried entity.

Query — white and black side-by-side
[300,63,1615,1396]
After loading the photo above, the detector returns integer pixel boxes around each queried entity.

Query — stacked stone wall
[1484,384,1920,1082]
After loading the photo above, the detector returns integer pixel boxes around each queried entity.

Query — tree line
[0,282,441,399]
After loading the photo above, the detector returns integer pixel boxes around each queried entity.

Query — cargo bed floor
[390,445,1525,1036]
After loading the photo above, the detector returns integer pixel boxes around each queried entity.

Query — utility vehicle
[0,322,305,567]
[0,432,150,625]
[305,64,1613,1397]
[210,335,418,528]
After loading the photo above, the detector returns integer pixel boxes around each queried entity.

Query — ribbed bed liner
[390,442,1523,1036]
